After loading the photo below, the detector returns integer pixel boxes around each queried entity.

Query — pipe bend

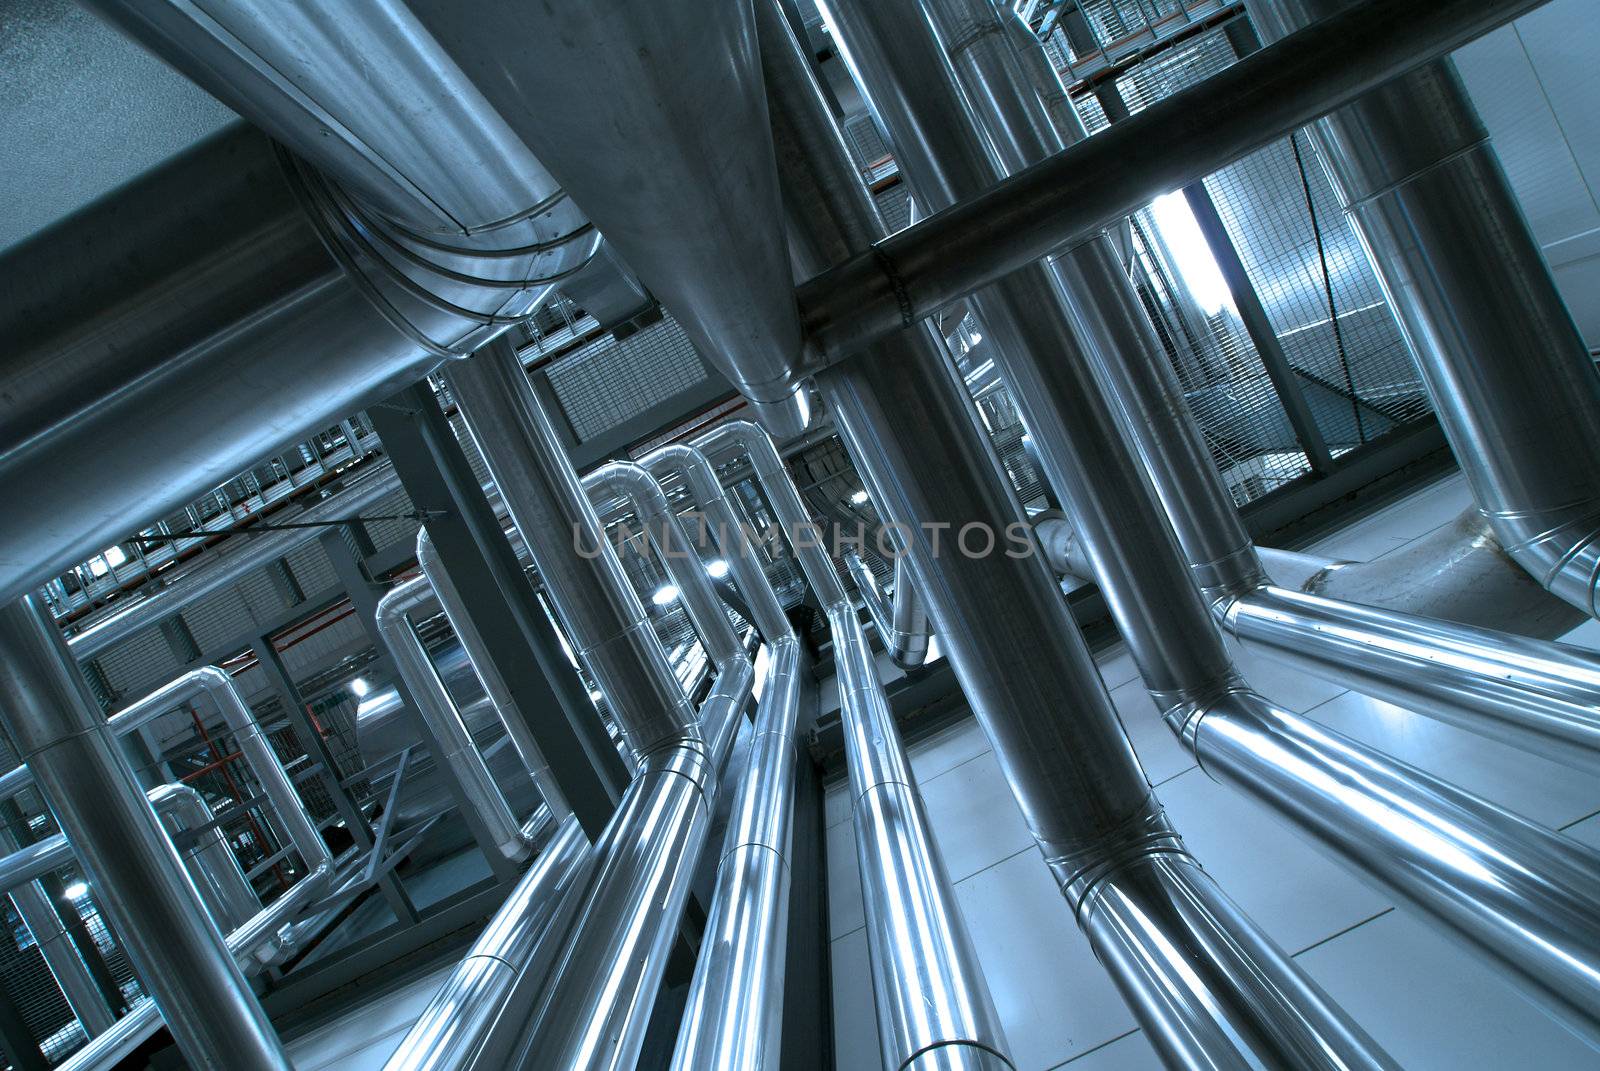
[1485,502,1600,620]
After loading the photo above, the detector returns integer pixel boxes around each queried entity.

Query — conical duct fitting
[409,0,810,437]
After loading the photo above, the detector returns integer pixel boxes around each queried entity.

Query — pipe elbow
[1485,505,1600,619]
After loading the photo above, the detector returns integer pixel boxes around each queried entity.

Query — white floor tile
[953,849,1141,1071]
[1106,678,1194,786]
[1092,644,1142,692]
[1302,473,1470,563]
[829,927,884,1071]
[1302,690,1600,829]
[287,966,451,1071]
[909,717,994,784]
[1158,768,1392,955]
[1559,616,1600,653]
[918,750,1036,883]
[1051,1031,1161,1071]
[1296,908,1595,1069]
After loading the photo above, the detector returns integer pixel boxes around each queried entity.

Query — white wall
[1456,0,1600,350]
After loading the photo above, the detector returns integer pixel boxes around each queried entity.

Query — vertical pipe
[768,3,1395,1065]
[149,784,261,938]
[0,597,289,1071]
[444,339,697,761]
[5,882,117,1037]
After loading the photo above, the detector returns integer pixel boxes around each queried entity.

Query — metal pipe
[375,575,535,863]
[5,881,117,1038]
[444,337,697,762]
[844,552,933,669]
[388,0,809,436]
[672,634,804,1070]
[0,597,289,1070]
[640,443,793,645]
[511,658,755,1071]
[1245,0,1600,620]
[582,461,746,673]
[769,1,1395,1064]
[416,530,570,818]
[148,784,263,940]
[382,816,591,1071]
[793,0,1553,365]
[56,1000,161,1071]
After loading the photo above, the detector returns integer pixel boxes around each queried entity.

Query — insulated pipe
[416,530,570,818]
[510,659,755,1071]
[640,443,793,645]
[844,553,933,669]
[1245,0,1600,618]
[375,575,535,863]
[833,606,1011,1070]
[382,816,591,1071]
[672,635,804,1070]
[793,0,1553,365]
[995,22,1600,780]
[890,0,1600,1042]
[5,880,117,1038]
[148,784,262,940]
[392,0,809,437]
[0,597,289,1071]
[765,4,1395,1066]
[582,461,746,673]
[444,337,697,762]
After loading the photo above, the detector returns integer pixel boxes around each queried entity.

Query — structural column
[0,597,289,1071]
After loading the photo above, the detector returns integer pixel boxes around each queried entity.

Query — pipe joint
[1485,501,1600,619]
[1041,796,1188,918]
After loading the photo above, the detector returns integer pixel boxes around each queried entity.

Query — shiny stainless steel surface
[446,338,696,761]
[641,443,793,644]
[1249,0,1600,619]
[584,461,745,672]
[1221,584,1600,774]
[834,606,1011,1069]
[513,659,755,1071]
[149,783,262,939]
[5,878,117,1037]
[375,574,534,863]
[794,0,1553,365]
[383,817,591,1071]
[1180,688,1600,1043]
[401,0,808,436]
[417,529,569,819]
[844,552,933,668]
[56,1000,161,1071]
[777,3,1393,1064]
[672,636,803,1070]
[0,597,289,1070]
[67,466,403,660]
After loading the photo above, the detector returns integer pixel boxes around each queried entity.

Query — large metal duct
[991,17,1600,780]
[845,552,934,669]
[1248,0,1600,619]
[771,1,1395,1064]
[870,0,1600,1042]
[392,0,810,438]
[0,602,291,1070]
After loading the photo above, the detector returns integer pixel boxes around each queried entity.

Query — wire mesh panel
[546,314,711,443]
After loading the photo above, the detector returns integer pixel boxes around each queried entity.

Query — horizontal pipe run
[1218,584,1600,773]
[671,635,804,1070]
[375,575,535,864]
[511,658,755,1071]
[382,817,592,1071]
[1175,688,1600,1044]
[793,0,1551,363]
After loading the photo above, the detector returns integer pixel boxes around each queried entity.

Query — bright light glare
[850,490,870,505]
[63,882,89,901]
[969,332,983,344]
[588,689,604,703]
[706,559,731,579]
[103,545,127,568]
[1149,192,1234,316]
[651,584,680,606]
[349,677,371,698]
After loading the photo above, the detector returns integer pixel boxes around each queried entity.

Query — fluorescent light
[1149,191,1234,316]
[349,677,371,698]
[103,546,127,568]
[706,559,730,579]
[87,558,109,578]
[850,490,870,505]
[651,584,680,606]
[588,689,604,703]
[969,332,983,344]
[63,882,89,901]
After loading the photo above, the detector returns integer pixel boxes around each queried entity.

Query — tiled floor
[825,470,1600,1069]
